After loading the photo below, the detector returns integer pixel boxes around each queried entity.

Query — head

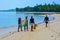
[31,16,33,18]
[46,14,48,17]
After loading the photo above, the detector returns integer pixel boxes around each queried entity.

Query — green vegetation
[16,2,60,12]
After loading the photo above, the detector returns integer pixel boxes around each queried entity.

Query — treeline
[16,3,60,12]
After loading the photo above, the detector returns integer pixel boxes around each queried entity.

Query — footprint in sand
[51,35,54,37]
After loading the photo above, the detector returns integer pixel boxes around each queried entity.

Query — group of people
[18,16,35,32]
[18,14,49,32]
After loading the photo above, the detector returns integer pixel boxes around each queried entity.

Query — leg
[31,25,33,31]
[24,26,26,31]
[18,25,19,32]
[21,25,23,31]
[27,25,28,31]
[46,23,47,28]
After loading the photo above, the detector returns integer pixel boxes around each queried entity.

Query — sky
[0,0,60,10]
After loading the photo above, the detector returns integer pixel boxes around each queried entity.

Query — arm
[44,17,46,22]
[30,19,31,24]
[48,17,49,21]
[33,19,35,24]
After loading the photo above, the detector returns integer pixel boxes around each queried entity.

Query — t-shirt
[44,16,49,22]
[30,18,34,23]
[24,19,28,25]
[18,19,21,24]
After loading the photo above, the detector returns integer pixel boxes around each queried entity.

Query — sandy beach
[0,14,60,40]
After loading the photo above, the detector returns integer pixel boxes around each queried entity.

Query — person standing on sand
[24,16,28,31]
[30,16,35,31]
[18,17,22,32]
[44,14,49,28]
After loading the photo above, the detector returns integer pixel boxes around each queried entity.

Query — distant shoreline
[0,11,60,14]
[16,12,59,13]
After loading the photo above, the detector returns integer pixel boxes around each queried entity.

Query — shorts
[45,22,48,24]
[30,23,34,26]
[23,24,28,27]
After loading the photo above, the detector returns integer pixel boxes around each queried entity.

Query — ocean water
[0,12,54,35]
[0,12,17,27]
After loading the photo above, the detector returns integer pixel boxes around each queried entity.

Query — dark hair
[31,16,33,18]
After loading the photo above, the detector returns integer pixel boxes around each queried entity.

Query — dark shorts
[45,22,48,24]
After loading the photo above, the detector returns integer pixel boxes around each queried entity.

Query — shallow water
[0,12,54,35]
[0,12,54,27]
